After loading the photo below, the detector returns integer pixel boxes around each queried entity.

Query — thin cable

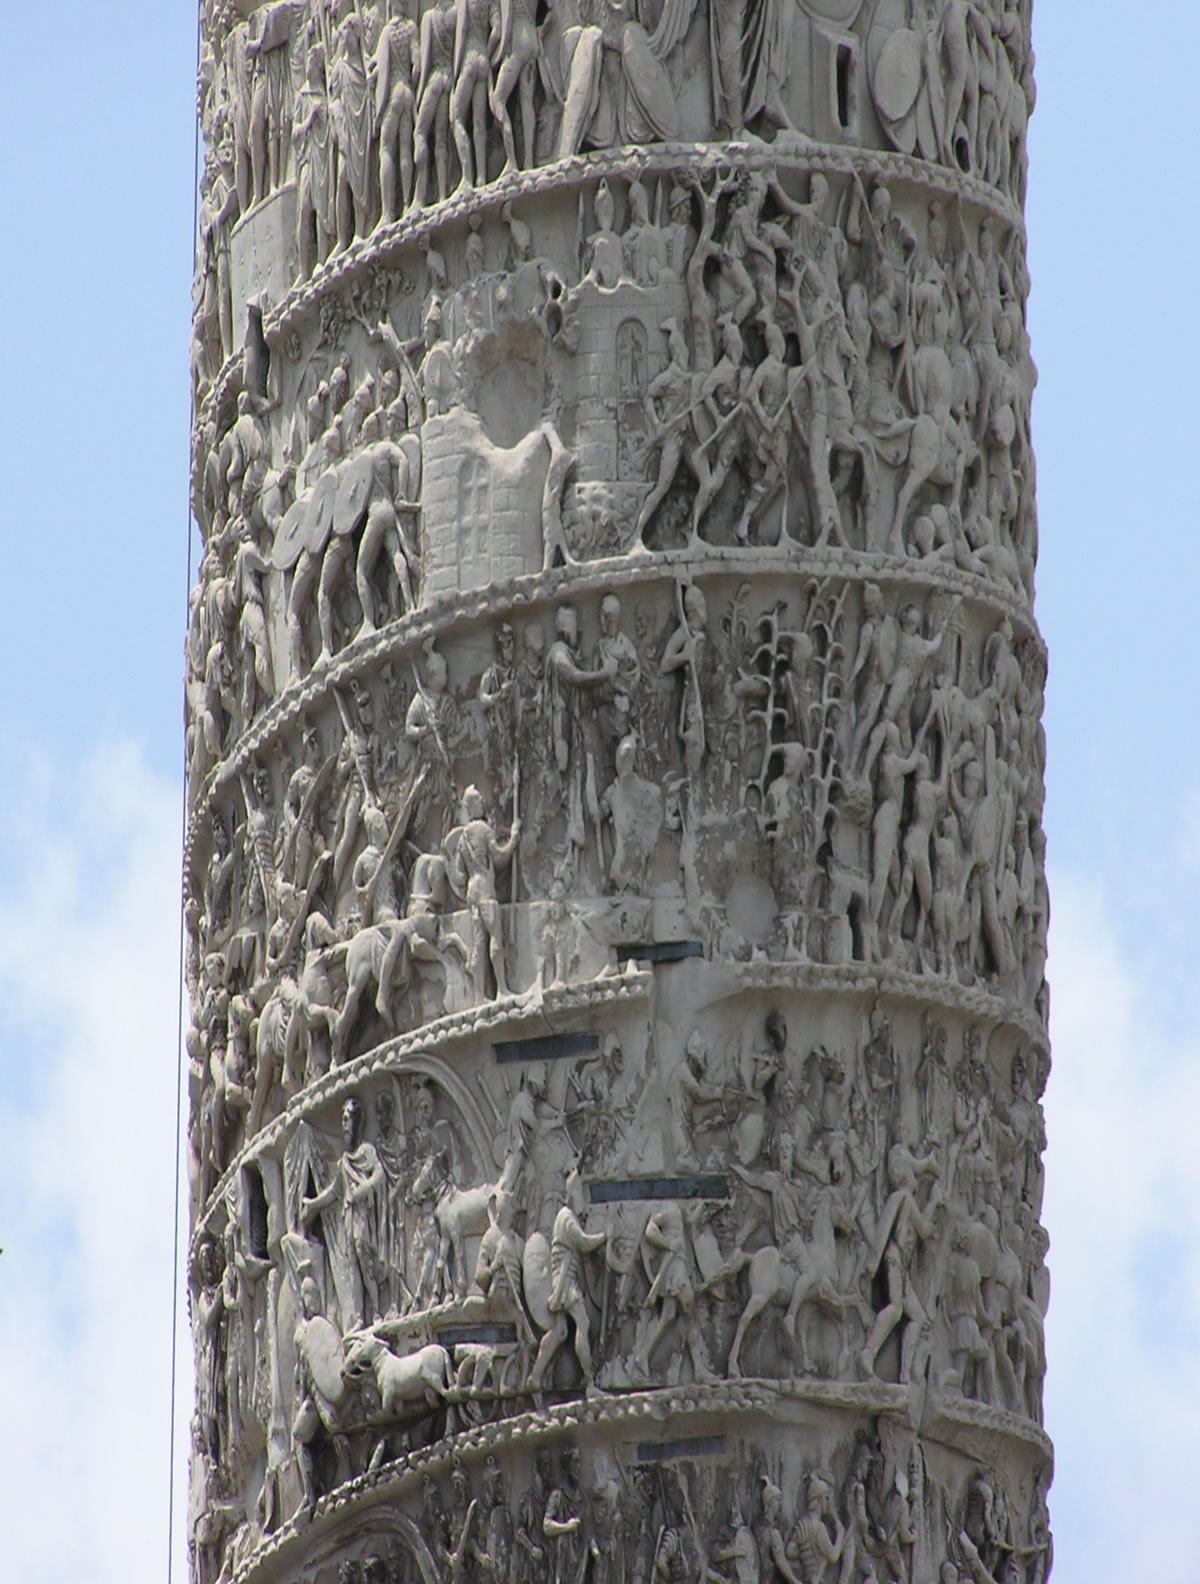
[168,5,204,1580]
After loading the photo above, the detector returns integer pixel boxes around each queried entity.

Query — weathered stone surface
[186,2,1050,1580]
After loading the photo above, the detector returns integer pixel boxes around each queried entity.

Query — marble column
[185,2,1051,1580]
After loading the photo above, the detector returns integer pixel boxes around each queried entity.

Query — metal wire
[168,4,204,1579]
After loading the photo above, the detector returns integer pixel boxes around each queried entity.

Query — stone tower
[186,2,1051,1581]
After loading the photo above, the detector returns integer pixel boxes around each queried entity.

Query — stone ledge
[191,970,654,1245]
[194,138,1025,459]
[923,1389,1054,1463]
[188,543,1043,834]
[230,1375,1048,1583]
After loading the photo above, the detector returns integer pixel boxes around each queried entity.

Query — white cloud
[1043,870,1200,1582]
[0,742,191,1584]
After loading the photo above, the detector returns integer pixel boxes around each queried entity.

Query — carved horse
[409,1155,505,1299]
[882,335,974,553]
[248,976,297,1135]
[725,1195,869,1378]
[335,921,408,1061]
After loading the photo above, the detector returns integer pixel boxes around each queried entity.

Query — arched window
[457,456,491,579]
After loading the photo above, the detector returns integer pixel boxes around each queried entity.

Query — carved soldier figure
[292,1275,352,1514]
[279,723,327,889]
[635,317,695,545]
[329,4,373,249]
[624,176,670,286]
[475,1456,514,1584]
[474,1187,533,1341]
[588,1476,624,1584]
[592,594,642,769]
[194,1239,226,1468]
[450,0,492,189]
[786,1472,846,1583]
[231,521,274,721]
[370,0,418,220]
[198,131,240,367]
[490,0,540,174]
[660,584,709,778]
[447,785,520,1001]
[405,642,459,842]
[546,603,615,858]
[478,621,519,812]
[528,1171,608,1394]
[738,320,792,545]
[689,315,751,538]
[543,1446,586,1584]
[631,1201,716,1383]
[757,1482,801,1584]
[294,38,337,277]
[373,1086,410,1313]
[344,410,421,634]
[246,0,304,205]
[668,1028,722,1169]
[600,734,664,894]
[516,1449,552,1584]
[859,1142,944,1383]
[951,751,1014,979]
[711,1498,758,1584]
[413,0,456,207]
[302,1096,387,1327]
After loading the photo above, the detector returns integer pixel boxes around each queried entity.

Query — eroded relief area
[186,3,1047,1582]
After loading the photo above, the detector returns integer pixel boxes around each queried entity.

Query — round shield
[522,1231,553,1332]
[334,451,375,537]
[872,28,922,123]
[305,467,341,555]
[622,23,682,142]
[272,492,312,570]
[301,1314,347,1403]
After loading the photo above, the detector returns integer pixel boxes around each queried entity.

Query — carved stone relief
[188,4,1048,1581]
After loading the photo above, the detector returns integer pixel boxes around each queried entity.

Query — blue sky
[0,3,1196,1580]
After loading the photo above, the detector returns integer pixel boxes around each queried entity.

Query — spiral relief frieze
[188,3,1049,1581]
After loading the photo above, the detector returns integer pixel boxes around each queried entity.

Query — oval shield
[304,467,341,555]
[872,27,923,124]
[334,451,375,537]
[272,492,313,570]
[522,1231,553,1332]
[301,1314,347,1404]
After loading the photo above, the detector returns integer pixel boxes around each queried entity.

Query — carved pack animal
[340,1334,452,1417]
[410,1155,512,1298]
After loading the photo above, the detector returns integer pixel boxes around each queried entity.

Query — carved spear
[510,690,523,904]
[332,687,374,803]
[409,657,455,782]
[359,767,428,924]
